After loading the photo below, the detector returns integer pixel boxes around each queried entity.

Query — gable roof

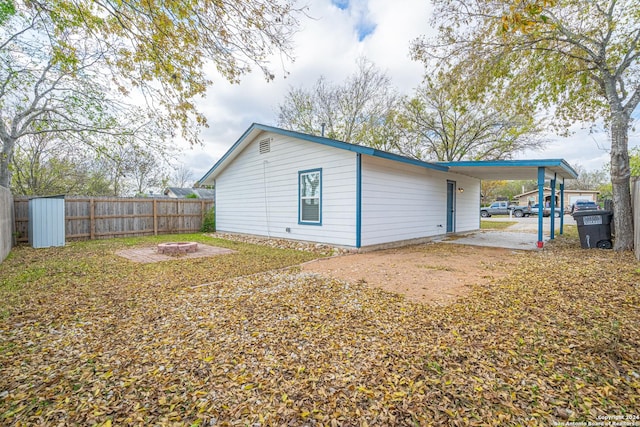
[199,123,448,185]
[198,123,579,185]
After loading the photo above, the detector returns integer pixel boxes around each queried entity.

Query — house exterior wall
[454,176,482,232]
[215,131,358,246]
[360,156,480,247]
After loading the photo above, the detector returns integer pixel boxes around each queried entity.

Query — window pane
[301,199,319,222]
[301,172,320,197]
[299,170,321,223]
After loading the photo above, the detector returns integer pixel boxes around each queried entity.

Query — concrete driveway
[487,215,576,232]
[439,215,576,251]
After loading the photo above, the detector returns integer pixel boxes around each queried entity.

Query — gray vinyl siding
[215,131,357,246]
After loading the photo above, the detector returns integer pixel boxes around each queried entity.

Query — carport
[439,159,579,247]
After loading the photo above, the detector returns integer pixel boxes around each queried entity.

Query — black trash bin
[572,210,613,249]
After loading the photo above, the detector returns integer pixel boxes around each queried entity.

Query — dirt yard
[301,243,522,304]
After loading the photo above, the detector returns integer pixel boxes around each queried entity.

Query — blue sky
[331,0,377,40]
[331,0,349,9]
[177,0,636,184]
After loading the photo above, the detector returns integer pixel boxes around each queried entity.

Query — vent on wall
[259,138,271,154]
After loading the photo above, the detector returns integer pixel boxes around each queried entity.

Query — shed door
[446,180,456,233]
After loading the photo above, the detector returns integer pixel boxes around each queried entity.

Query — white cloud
[177,0,634,182]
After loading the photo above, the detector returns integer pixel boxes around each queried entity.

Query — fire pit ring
[157,242,199,255]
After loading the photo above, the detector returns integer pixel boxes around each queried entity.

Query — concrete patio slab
[437,231,543,251]
[117,244,236,263]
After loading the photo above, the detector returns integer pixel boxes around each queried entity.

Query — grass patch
[480,220,517,230]
[0,233,317,316]
[0,233,638,425]
[416,263,455,271]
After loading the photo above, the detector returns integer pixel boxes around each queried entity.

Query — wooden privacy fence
[14,197,214,243]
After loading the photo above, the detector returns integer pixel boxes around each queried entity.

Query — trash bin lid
[572,209,612,217]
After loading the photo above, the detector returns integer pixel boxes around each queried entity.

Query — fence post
[90,198,95,240]
[153,199,158,236]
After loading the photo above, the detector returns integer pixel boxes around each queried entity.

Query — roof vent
[259,138,271,154]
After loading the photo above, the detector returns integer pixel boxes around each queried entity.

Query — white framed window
[299,169,322,225]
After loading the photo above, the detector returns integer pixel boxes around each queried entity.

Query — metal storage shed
[29,195,65,248]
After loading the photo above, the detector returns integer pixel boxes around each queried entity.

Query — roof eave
[198,123,449,184]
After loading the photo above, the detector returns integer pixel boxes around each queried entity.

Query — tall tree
[11,132,114,195]
[413,0,640,250]
[127,149,167,196]
[394,76,544,161]
[171,164,195,188]
[90,139,171,196]
[0,0,301,188]
[277,58,399,149]
[565,164,610,191]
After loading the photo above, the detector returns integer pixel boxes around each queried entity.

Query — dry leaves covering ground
[0,233,639,426]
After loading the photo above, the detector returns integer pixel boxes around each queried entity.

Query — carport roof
[438,159,578,181]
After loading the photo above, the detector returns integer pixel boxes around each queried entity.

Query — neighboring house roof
[514,188,599,198]
[199,123,579,185]
[164,187,215,198]
[193,189,215,198]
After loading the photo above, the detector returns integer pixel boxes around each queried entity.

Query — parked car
[480,201,531,218]
[530,203,562,217]
[571,200,598,213]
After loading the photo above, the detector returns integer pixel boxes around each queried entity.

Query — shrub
[201,207,215,232]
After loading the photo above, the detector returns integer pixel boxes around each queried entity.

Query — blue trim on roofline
[438,159,579,179]
[199,123,448,183]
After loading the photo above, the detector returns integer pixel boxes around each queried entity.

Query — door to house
[446,180,456,233]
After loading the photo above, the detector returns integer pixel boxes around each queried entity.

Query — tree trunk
[609,112,633,251]
[0,136,16,189]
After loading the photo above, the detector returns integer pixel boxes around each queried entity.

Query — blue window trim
[298,168,322,226]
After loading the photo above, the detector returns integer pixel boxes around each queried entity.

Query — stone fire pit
[157,242,199,255]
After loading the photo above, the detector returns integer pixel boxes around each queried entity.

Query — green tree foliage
[414,0,639,250]
[0,0,302,188]
[200,207,216,232]
[394,76,544,161]
[565,164,610,191]
[277,58,400,150]
[11,133,113,196]
[0,0,14,24]
[11,131,171,196]
[630,147,640,176]
[481,179,537,204]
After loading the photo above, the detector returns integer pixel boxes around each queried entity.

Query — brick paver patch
[116,244,236,263]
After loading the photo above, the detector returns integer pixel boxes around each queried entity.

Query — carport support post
[537,167,545,248]
[550,174,557,240]
[559,179,565,235]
